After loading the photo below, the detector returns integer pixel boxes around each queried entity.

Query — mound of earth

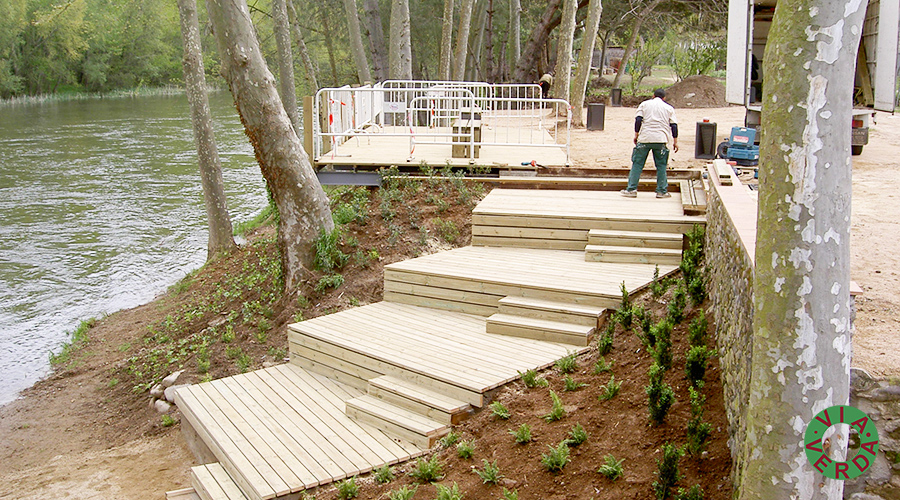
[665,75,726,108]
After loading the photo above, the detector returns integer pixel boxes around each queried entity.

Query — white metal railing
[313,81,569,162]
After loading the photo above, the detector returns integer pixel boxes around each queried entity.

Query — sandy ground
[1,104,897,499]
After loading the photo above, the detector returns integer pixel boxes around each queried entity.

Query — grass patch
[50,317,97,366]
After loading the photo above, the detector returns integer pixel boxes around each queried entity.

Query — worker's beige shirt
[635,97,677,144]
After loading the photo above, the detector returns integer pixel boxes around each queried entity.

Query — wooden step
[368,375,471,425]
[586,229,683,250]
[584,245,682,265]
[497,296,604,328]
[191,463,248,500]
[346,395,450,449]
[166,488,202,500]
[486,313,593,346]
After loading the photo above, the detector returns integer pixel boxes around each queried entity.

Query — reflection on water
[0,93,266,405]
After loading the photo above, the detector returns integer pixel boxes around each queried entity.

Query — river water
[0,93,267,406]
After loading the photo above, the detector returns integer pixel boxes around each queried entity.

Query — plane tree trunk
[571,0,602,126]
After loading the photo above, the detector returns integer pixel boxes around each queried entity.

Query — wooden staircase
[167,188,704,500]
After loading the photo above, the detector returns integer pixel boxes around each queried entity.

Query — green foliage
[627,37,666,94]
[476,459,503,484]
[434,483,463,500]
[374,464,394,484]
[563,375,587,392]
[653,443,684,500]
[593,356,613,374]
[501,488,519,500]
[50,317,96,366]
[431,218,459,243]
[234,192,279,236]
[314,228,348,272]
[598,454,625,481]
[667,283,687,324]
[680,225,706,286]
[387,485,417,500]
[540,441,571,473]
[337,477,359,499]
[650,265,673,298]
[647,363,676,425]
[566,423,588,447]
[632,306,654,347]
[315,273,344,292]
[439,430,460,448]
[685,345,713,387]
[674,485,705,500]
[456,439,475,459]
[555,352,578,374]
[510,423,532,444]
[688,315,708,347]
[616,281,633,328]
[598,375,621,401]
[651,319,674,370]
[667,31,726,81]
[597,321,615,356]
[161,414,176,427]
[408,455,443,483]
[490,400,511,419]
[543,390,566,422]
[686,387,712,456]
[519,369,549,388]
[330,187,369,226]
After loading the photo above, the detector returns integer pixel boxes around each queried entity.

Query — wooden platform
[174,366,424,500]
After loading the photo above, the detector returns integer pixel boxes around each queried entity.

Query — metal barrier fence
[312,81,570,163]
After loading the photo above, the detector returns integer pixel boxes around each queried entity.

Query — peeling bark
[439,0,454,81]
[572,0,602,126]
[363,0,388,81]
[453,0,476,81]
[343,0,372,84]
[389,0,412,79]
[177,0,236,260]
[551,0,577,101]
[287,0,318,92]
[205,0,333,291]
[273,0,300,135]
[740,0,866,498]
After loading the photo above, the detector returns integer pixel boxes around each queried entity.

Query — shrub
[337,477,359,499]
[432,218,459,244]
[490,400,511,419]
[675,485,705,500]
[647,363,676,425]
[650,265,672,298]
[313,227,348,271]
[501,488,519,500]
[687,275,707,306]
[555,352,578,374]
[598,375,621,401]
[543,390,566,422]
[686,387,712,456]
[387,485,417,500]
[540,441,571,473]
[653,443,684,500]
[566,423,588,447]
[315,273,344,292]
[520,369,549,388]
[374,464,394,484]
[563,375,587,392]
[598,454,624,481]
[650,319,673,370]
[161,414,176,427]
[510,423,532,444]
[476,459,503,484]
[667,283,687,324]
[408,455,443,482]
[685,345,713,387]
[456,439,475,459]
[434,483,463,500]
[597,321,615,356]
[593,356,613,374]
[616,281,633,328]
[439,430,460,448]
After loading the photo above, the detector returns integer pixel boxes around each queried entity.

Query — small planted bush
[374,464,394,484]
[336,477,359,499]
[387,485,417,500]
[647,363,676,425]
[434,483,463,500]
[675,485,705,500]
[555,352,578,374]
[616,281,633,328]
[408,455,443,483]
[653,443,684,500]
[685,345,713,388]
[543,390,566,422]
[563,374,587,392]
[566,423,588,447]
[667,283,687,324]
[686,387,712,456]
[476,459,503,484]
[650,319,673,370]
[501,488,519,500]
[510,423,532,444]
[456,439,475,459]
[650,265,672,298]
[598,454,624,481]
[439,430,460,448]
[593,356,613,374]
[541,441,571,473]
[313,227,348,271]
[688,314,708,347]
[597,321,615,356]
[519,369,549,388]
[598,375,621,402]
[315,273,344,292]
[490,400,511,419]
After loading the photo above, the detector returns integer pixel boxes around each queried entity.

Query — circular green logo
[804,405,879,480]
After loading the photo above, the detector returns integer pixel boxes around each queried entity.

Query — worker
[621,88,679,199]
[538,73,553,99]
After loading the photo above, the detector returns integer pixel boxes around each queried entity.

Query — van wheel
[851,145,863,156]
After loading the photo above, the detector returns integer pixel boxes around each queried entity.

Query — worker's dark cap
[653,88,666,98]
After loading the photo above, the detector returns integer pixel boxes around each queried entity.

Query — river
[0,92,268,406]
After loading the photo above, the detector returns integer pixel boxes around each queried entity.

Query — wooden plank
[472,225,588,241]
[485,314,592,346]
[584,245,683,266]
[384,290,498,316]
[174,388,270,500]
[712,159,733,185]
[473,214,704,234]
[471,235,587,250]
[207,463,250,500]
[289,353,370,392]
[345,396,448,449]
[586,229,683,249]
[166,487,201,500]
[192,465,229,500]
[384,280,504,307]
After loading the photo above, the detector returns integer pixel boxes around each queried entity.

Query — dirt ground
[2,98,898,499]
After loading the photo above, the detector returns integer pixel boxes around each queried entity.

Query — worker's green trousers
[626,142,669,194]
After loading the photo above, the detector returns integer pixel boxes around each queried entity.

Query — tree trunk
[342,0,372,84]
[483,0,494,82]
[205,0,333,290]
[452,0,476,80]
[177,0,236,260]
[551,0,577,101]
[363,0,388,81]
[739,0,866,498]
[272,0,300,135]
[439,0,454,80]
[511,0,563,82]
[470,0,488,80]
[389,0,412,79]
[508,0,521,74]
[571,0,602,126]
[320,13,340,86]
[287,0,319,92]
[611,0,661,90]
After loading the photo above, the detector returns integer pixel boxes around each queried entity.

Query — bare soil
[2,96,898,499]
